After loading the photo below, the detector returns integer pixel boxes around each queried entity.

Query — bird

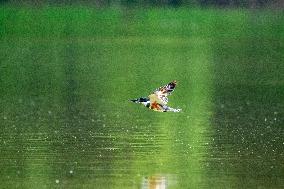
[130,80,181,112]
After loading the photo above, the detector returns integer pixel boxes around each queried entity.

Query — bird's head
[130,97,149,104]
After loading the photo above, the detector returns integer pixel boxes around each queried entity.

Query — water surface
[0,7,283,189]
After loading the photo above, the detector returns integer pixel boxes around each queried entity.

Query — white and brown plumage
[130,80,181,112]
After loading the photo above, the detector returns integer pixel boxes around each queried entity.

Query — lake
[0,6,283,188]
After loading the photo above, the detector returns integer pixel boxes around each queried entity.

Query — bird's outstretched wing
[149,80,177,105]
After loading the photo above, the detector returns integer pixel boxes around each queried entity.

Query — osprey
[130,80,181,112]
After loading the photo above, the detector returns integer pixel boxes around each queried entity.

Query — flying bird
[130,80,181,112]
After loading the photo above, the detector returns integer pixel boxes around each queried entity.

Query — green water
[0,6,283,189]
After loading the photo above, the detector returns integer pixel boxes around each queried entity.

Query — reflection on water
[141,175,168,189]
[1,37,283,188]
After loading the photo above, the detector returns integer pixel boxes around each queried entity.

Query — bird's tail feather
[164,106,182,112]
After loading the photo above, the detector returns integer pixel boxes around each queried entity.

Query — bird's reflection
[141,175,167,189]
